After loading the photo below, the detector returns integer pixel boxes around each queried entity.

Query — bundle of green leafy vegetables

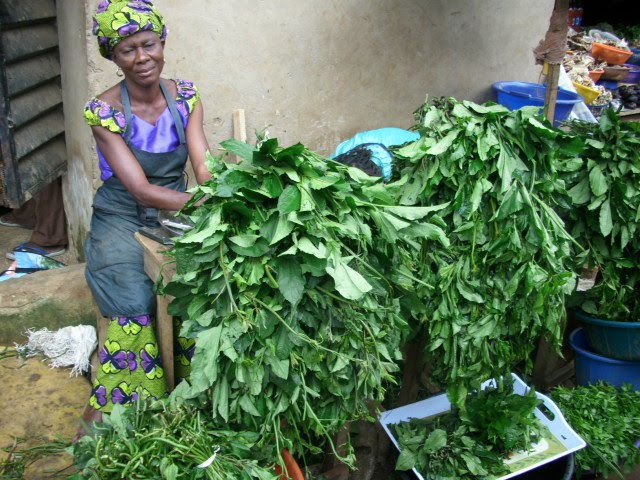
[163,138,449,464]
[551,382,640,479]
[67,400,279,480]
[388,98,585,405]
[393,376,543,479]
[562,110,640,322]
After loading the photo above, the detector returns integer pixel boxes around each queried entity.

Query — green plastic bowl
[574,309,640,362]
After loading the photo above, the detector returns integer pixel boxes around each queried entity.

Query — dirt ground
[0,352,90,479]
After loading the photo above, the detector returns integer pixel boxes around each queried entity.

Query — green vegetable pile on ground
[389,98,584,405]
[393,376,543,479]
[163,138,449,464]
[67,400,278,480]
[562,110,640,321]
[551,382,640,479]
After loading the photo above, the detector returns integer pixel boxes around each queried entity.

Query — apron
[85,80,187,317]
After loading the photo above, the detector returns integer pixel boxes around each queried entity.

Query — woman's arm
[91,125,191,211]
[185,100,212,184]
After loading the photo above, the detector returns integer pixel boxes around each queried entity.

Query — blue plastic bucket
[574,309,640,361]
[492,81,583,124]
[569,328,640,390]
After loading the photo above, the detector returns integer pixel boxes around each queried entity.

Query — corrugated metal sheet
[0,0,66,208]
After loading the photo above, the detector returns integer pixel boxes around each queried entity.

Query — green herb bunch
[68,400,278,480]
[563,111,640,322]
[390,98,583,405]
[393,377,543,479]
[163,138,448,464]
[551,382,640,478]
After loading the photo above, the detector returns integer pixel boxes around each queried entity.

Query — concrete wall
[57,0,554,260]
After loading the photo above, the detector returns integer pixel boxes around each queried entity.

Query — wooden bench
[134,231,177,390]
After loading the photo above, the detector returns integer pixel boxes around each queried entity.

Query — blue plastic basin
[570,328,640,390]
[574,309,640,361]
[492,81,583,124]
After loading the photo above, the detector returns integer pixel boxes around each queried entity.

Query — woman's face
[112,30,164,86]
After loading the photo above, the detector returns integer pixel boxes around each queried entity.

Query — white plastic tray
[379,373,586,480]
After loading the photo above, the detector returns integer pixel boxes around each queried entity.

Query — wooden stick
[232,109,247,164]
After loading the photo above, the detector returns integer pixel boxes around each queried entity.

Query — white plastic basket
[379,373,586,480]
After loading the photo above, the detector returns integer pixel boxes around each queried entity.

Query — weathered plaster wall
[56,1,94,261]
[58,0,554,260]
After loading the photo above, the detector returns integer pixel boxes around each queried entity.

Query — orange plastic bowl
[591,42,632,65]
[588,69,604,82]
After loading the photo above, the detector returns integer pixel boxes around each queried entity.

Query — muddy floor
[0,350,90,478]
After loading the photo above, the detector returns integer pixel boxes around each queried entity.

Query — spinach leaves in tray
[393,377,543,480]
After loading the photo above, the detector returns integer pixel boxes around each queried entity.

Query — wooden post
[544,63,561,123]
[232,109,247,164]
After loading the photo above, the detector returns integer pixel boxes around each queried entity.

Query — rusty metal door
[0,0,66,208]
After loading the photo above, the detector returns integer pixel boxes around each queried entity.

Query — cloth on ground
[0,251,65,282]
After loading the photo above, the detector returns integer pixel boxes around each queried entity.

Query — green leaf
[395,449,417,471]
[428,130,458,156]
[238,395,261,416]
[278,185,301,214]
[589,165,608,197]
[382,203,449,220]
[275,256,304,306]
[568,177,591,205]
[220,139,255,162]
[599,198,613,237]
[267,350,290,380]
[188,325,223,394]
[326,261,372,300]
[424,428,448,451]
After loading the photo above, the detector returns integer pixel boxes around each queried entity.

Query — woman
[75,0,211,440]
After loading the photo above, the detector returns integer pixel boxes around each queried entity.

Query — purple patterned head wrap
[93,0,167,60]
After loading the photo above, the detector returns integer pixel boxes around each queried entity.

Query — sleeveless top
[84,79,200,181]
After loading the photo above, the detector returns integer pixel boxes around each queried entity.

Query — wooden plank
[135,232,177,391]
[232,109,246,164]
[13,108,64,158]
[544,63,561,123]
[1,24,58,62]
[5,51,60,96]
[0,0,56,25]
[9,82,62,128]
[16,136,66,199]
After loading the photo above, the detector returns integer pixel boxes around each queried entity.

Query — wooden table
[620,107,640,122]
[134,231,177,390]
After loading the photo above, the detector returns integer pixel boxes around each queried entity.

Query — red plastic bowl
[591,42,632,65]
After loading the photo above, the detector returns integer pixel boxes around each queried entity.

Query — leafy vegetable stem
[357,317,381,371]
[395,269,434,289]
[219,242,239,312]
[342,245,392,290]
[471,225,477,271]
[245,294,360,363]
[529,191,584,250]
[490,199,499,238]
[264,264,279,289]
[316,286,368,308]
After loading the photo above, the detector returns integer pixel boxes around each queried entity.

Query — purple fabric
[98,107,188,181]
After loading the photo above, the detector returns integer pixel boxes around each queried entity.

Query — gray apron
[85,81,187,317]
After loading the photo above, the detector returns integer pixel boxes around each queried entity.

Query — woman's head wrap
[93,0,167,60]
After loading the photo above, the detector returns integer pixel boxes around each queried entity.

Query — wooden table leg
[156,294,174,391]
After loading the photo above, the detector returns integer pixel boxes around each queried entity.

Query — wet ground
[0,351,90,478]
[1,212,87,478]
